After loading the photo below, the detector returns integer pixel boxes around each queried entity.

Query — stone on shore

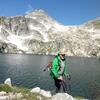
[4,78,12,87]
[31,87,76,99]
[40,89,51,97]
[0,91,7,96]
[51,93,75,100]
[31,87,51,97]
[30,87,41,93]
[0,91,23,100]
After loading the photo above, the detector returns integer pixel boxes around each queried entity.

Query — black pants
[54,77,67,93]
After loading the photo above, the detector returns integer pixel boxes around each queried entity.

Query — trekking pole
[66,74,71,93]
[61,80,67,92]
[60,74,71,93]
[43,65,49,71]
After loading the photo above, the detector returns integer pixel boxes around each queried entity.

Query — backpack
[48,59,52,69]
[43,56,58,71]
[43,59,53,71]
[48,56,60,70]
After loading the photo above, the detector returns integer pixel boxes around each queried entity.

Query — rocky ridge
[0,10,100,58]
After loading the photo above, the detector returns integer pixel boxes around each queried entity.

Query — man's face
[60,54,65,60]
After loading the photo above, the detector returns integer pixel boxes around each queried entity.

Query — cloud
[25,4,33,14]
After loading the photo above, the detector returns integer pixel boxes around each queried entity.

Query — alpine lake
[0,54,100,99]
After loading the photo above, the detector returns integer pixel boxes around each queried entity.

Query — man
[50,48,67,93]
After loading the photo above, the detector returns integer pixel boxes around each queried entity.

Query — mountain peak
[0,11,100,58]
[26,9,47,17]
[83,17,100,29]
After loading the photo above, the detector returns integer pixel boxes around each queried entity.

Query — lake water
[0,54,100,99]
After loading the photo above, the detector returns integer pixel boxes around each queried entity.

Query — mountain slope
[0,10,100,58]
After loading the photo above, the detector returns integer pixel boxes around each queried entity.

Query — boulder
[37,95,42,100]
[30,87,41,93]
[40,89,51,97]
[4,78,12,87]
[52,93,75,100]
[0,91,9,100]
[31,87,51,97]
[16,93,23,99]
[0,96,9,100]
[0,91,6,96]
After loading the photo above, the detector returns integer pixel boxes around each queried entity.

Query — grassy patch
[12,86,30,93]
[0,84,50,100]
[74,96,85,100]
[21,93,50,100]
[0,84,13,92]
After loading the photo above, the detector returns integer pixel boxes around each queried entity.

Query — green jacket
[50,53,67,79]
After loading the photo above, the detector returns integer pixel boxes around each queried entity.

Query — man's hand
[58,76,63,81]
[66,74,71,80]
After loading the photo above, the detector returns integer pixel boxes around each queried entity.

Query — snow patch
[54,23,70,32]
[29,24,41,30]
[43,33,49,42]
[7,35,28,51]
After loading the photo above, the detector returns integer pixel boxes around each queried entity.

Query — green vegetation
[0,84,50,100]
[74,96,85,100]
[12,86,30,93]
[21,93,49,100]
[0,84,13,92]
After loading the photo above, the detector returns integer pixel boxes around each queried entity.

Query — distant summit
[0,10,100,58]
[83,17,100,29]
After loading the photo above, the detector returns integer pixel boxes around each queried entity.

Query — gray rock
[4,78,12,87]
[30,87,41,93]
[16,93,23,99]
[37,95,42,100]
[0,91,7,96]
[9,93,16,100]
[0,96,9,100]
[52,93,75,100]
[31,87,51,97]
[40,89,51,97]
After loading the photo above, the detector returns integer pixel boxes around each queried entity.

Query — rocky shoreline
[0,89,75,100]
[0,78,88,100]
